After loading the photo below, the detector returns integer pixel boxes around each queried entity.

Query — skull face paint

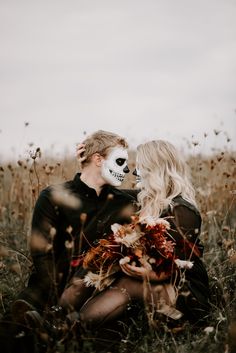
[133,167,142,188]
[101,147,129,186]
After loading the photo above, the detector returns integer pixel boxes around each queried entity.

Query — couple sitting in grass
[11,130,210,342]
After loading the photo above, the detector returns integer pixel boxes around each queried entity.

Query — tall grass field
[0,135,235,353]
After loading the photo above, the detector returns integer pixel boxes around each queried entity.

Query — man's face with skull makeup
[101,146,130,186]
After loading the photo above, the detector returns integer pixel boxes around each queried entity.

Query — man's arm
[120,262,170,282]
[29,188,59,280]
[30,188,59,254]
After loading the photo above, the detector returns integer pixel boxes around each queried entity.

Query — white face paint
[101,147,129,186]
[133,167,142,188]
[133,157,142,188]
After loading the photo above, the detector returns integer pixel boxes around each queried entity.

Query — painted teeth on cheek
[110,170,124,181]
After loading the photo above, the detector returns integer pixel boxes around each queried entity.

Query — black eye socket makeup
[116,158,126,166]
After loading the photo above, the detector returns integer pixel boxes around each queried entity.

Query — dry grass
[0,140,236,352]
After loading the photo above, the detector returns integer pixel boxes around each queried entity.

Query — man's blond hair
[81,130,128,167]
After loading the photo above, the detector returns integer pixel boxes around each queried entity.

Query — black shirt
[163,196,210,317]
[31,173,137,276]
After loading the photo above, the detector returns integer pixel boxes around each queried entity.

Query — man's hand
[120,262,170,282]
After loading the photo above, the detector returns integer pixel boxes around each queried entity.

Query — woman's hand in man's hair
[76,143,86,165]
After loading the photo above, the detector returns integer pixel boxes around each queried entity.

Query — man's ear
[91,153,103,167]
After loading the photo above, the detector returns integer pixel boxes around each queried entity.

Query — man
[11,130,137,324]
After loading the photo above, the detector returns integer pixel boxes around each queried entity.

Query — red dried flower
[72,217,182,290]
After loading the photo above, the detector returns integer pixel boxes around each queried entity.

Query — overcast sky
[0,0,235,161]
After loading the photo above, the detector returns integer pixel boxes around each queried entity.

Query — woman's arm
[76,143,86,163]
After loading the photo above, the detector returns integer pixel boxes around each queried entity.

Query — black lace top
[163,195,210,322]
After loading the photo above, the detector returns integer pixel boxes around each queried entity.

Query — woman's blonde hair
[136,140,196,220]
[81,130,128,167]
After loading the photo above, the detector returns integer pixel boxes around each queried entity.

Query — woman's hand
[76,143,86,164]
[120,262,170,282]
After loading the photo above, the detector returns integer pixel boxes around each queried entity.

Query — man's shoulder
[40,179,73,193]
[37,179,75,201]
[35,178,81,212]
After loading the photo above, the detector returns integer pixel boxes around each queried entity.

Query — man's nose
[123,165,130,173]
[133,168,138,176]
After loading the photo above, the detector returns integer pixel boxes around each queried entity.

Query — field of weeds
[0,138,235,353]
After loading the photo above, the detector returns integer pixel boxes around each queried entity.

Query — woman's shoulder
[170,195,200,217]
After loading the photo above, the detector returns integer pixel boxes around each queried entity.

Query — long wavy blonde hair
[136,140,196,220]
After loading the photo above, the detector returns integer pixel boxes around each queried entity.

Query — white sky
[0,0,236,161]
